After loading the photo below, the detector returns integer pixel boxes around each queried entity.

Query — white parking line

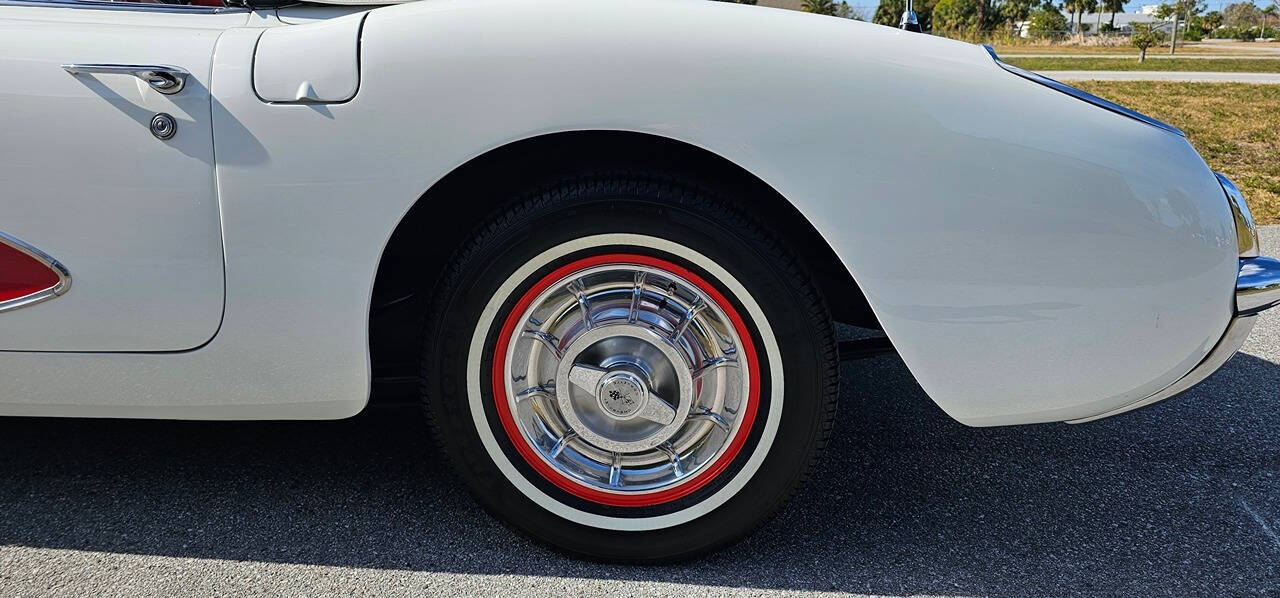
[1241,499,1280,551]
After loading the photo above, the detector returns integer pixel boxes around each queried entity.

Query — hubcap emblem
[597,371,647,419]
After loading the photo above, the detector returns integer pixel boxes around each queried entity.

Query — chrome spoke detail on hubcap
[515,384,554,401]
[628,271,646,324]
[693,355,738,380]
[657,442,684,477]
[570,278,594,330]
[689,407,731,432]
[503,259,753,497]
[520,329,563,359]
[549,430,577,458]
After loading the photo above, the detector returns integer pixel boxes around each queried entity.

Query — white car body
[0,0,1269,425]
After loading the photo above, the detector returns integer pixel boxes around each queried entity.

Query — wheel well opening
[369,131,877,400]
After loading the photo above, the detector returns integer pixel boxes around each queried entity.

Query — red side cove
[0,242,61,303]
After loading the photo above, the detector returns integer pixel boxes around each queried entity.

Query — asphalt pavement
[2,232,1279,597]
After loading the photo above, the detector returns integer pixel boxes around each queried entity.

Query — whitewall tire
[422,174,838,561]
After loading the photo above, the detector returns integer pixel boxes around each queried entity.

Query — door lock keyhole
[149,113,176,140]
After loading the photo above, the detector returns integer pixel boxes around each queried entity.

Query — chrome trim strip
[0,230,72,314]
[982,45,1185,137]
[1217,172,1260,258]
[0,0,244,13]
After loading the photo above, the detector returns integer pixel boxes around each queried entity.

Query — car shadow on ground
[0,353,1277,596]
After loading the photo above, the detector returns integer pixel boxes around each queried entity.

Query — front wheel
[422,175,838,561]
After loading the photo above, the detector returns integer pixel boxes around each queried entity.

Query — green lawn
[1003,56,1280,72]
[990,41,1280,55]
[1073,82,1280,224]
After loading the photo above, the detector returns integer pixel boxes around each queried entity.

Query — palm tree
[1063,0,1089,40]
[1203,10,1223,33]
[1105,0,1124,30]
[802,0,839,15]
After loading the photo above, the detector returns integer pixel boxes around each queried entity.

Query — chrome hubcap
[554,324,693,454]
[502,260,752,497]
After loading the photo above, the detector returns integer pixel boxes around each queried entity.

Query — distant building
[1092,11,1165,32]
[1013,12,1166,37]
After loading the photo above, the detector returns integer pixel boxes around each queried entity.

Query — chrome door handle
[61,63,189,95]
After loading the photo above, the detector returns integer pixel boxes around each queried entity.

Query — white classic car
[2,0,1277,562]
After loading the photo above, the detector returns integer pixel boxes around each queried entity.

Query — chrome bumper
[1237,257,1280,315]
[1069,174,1280,423]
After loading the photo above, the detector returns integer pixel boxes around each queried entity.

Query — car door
[0,0,247,351]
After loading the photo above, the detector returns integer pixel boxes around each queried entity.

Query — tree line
[712,0,1279,41]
